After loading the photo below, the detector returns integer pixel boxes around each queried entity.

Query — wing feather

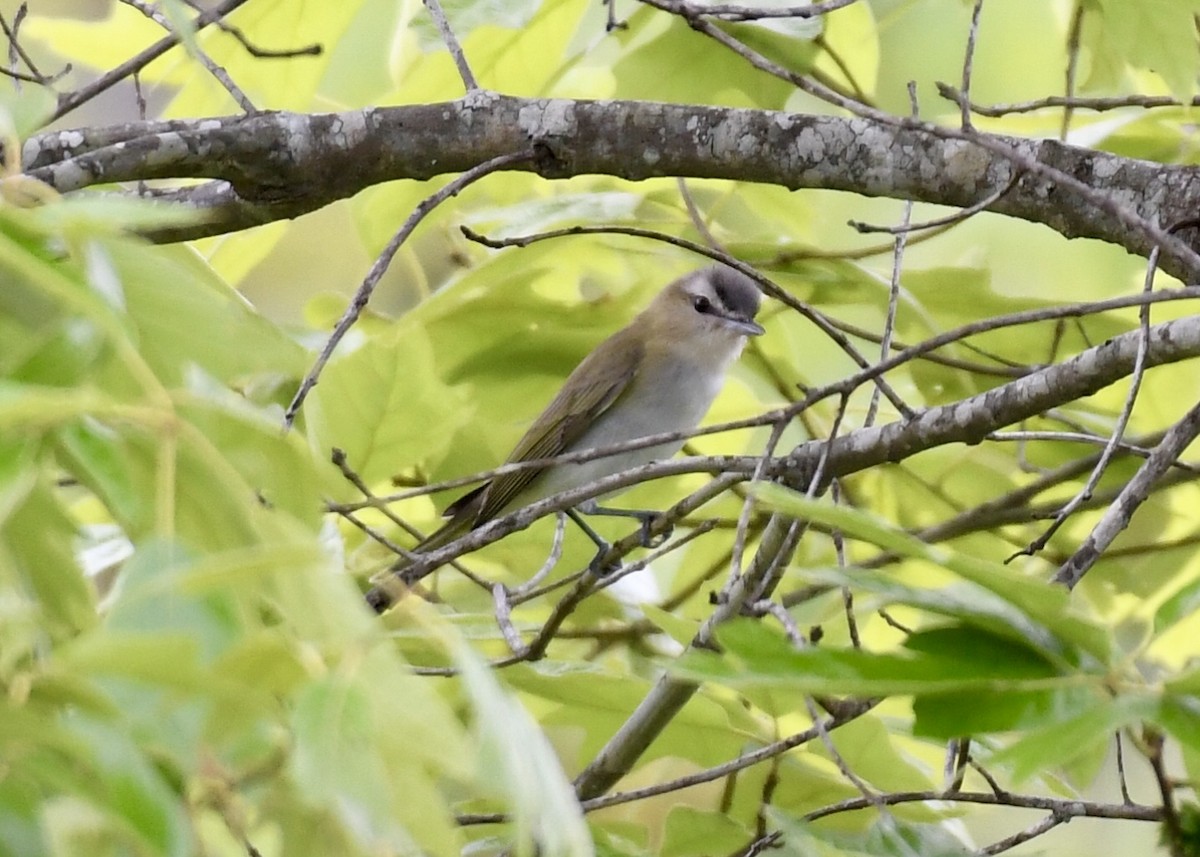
[452,330,643,526]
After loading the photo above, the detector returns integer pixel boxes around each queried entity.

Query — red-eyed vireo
[366,265,764,612]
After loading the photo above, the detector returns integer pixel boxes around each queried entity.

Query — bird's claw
[639,513,672,548]
[588,543,616,576]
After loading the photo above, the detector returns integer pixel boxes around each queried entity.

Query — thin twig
[330,447,492,591]
[848,171,1020,236]
[1116,732,1134,805]
[748,599,806,645]
[422,0,478,91]
[1060,2,1084,139]
[491,584,527,656]
[640,0,1200,278]
[284,149,534,427]
[1054,397,1200,588]
[507,511,567,599]
[728,419,787,584]
[831,482,860,647]
[1,4,68,86]
[946,90,1195,119]
[1014,245,1161,561]
[960,0,986,131]
[119,0,256,112]
[975,811,1068,856]
[803,789,1159,823]
[1145,730,1185,857]
[180,0,322,57]
[51,0,253,122]
[865,80,913,427]
[677,177,720,249]
[648,0,864,21]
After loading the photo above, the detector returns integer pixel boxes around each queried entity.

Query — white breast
[528,336,744,502]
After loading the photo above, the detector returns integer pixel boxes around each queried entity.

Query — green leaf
[58,717,192,857]
[766,808,970,857]
[677,620,1066,698]
[985,693,1154,783]
[1,476,95,639]
[913,684,1102,740]
[96,238,307,389]
[506,661,761,767]
[452,636,593,857]
[409,0,543,50]
[1093,0,1200,98]
[661,806,750,857]
[611,15,795,108]
[641,603,700,648]
[754,485,1111,665]
[306,321,473,488]
[809,713,934,793]
[1158,696,1200,755]
[291,677,399,841]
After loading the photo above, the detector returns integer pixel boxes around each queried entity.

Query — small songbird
[366,265,764,612]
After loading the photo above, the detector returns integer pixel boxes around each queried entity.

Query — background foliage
[6,0,1200,855]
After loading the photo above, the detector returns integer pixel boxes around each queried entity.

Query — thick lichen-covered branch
[22,95,1200,276]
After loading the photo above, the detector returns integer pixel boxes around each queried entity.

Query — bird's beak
[725,316,765,337]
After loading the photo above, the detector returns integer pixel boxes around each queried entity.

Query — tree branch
[22,96,1200,277]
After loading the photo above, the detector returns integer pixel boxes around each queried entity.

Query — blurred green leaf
[678,620,1065,698]
[766,808,970,857]
[1091,0,1200,98]
[306,320,474,487]
[756,485,1112,665]
[453,634,592,857]
[985,693,1154,783]
[661,806,750,857]
[2,476,95,639]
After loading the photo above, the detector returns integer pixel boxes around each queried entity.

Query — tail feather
[364,502,479,614]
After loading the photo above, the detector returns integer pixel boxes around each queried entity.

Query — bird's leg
[576,500,673,548]
[566,508,615,575]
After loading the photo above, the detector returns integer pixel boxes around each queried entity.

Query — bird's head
[645,266,766,349]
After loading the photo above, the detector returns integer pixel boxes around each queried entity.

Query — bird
[366,265,765,612]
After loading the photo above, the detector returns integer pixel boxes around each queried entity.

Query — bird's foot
[576,501,671,548]
[588,542,618,576]
[633,510,672,548]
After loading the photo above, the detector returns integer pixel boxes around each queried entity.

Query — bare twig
[960,0,986,131]
[864,96,913,428]
[284,149,534,427]
[803,789,1160,823]
[423,0,478,92]
[1060,2,1084,139]
[507,511,568,599]
[639,0,1200,279]
[1054,397,1200,588]
[1117,732,1134,805]
[51,0,253,122]
[330,448,492,591]
[943,90,1196,119]
[976,810,1069,856]
[180,0,322,57]
[677,177,720,249]
[1016,245,1162,561]
[643,0,864,21]
[1145,730,1185,857]
[1,4,70,86]
[848,171,1021,236]
[491,584,527,657]
[119,0,256,112]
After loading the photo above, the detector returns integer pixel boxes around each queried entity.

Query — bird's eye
[692,295,712,314]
